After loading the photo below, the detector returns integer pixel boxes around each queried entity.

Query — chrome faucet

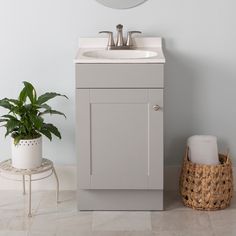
[116,24,125,47]
[99,24,141,50]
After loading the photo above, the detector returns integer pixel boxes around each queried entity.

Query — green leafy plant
[0,81,68,144]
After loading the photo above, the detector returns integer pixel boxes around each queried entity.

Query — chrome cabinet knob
[153,105,161,111]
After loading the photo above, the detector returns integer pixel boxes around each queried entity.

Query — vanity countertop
[74,37,166,64]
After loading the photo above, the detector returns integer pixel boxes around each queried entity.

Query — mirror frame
[96,0,148,9]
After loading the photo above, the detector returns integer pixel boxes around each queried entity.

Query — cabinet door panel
[91,103,149,189]
[76,89,163,190]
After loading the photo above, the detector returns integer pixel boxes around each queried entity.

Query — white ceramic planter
[11,136,42,169]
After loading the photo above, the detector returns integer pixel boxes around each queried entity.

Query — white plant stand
[0,158,59,217]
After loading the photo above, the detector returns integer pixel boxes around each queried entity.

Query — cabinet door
[76,89,163,190]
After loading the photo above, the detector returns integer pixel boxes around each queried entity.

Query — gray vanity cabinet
[76,64,164,210]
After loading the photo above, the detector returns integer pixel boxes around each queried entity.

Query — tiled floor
[0,190,235,236]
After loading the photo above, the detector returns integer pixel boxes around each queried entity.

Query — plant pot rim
[11,135,42,141]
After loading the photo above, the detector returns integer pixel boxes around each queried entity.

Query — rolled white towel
[187,135,219,165]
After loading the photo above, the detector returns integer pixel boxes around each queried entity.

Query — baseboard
[0,165,235,191]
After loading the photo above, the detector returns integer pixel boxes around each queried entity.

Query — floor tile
[57,232,153,236]
[7,214,32,231]
[37,191,76,213]
[56,231,91,236]
[0,191,42,211]
[56,211,92,232]
[28,232,56,236]
[92,211,151,231]
[213,229,236,236]
[0,231,28,236]
[9,232,28,236]
[29,212,58,233]
[30,210,92,233]
[151,210,211,231]
[0,209,28,231]
[177,230,214,236]
[209,208,236,235]
[152,230,214,236]
[0,213,11,231]
[0,232,8,236]
[152,232,179,236]
[209,208,236,224]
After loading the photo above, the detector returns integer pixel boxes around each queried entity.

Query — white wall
[0,0,236,166]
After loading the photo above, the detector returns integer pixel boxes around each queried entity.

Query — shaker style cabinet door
[76,89,163,190]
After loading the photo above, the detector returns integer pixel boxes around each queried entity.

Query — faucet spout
[116,24,124,47]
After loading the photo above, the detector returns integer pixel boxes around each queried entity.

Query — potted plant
[0,81,67,169]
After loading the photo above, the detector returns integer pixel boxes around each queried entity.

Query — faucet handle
[99,31,115,49]
[126,31,142,47]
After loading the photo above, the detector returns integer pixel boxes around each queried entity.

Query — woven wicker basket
[179,148,233,210]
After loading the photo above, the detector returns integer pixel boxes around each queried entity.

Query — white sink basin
[83,49,158,59]
[75,38,166,63]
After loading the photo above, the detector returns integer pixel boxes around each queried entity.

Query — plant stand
[0,158,59,217]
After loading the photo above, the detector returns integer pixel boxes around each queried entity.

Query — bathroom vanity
[75,37,165,210]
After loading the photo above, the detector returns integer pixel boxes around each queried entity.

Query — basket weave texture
[179,148,233,210]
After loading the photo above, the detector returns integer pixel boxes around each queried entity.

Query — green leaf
[20,117,30,133]
[2,114,17,120]
[14,135,22,145]
[19,87,27,103]
[43,123,61,139]
[37,92,68,105]
[22,81,37,104]
[19,125,26,134]
[39,109,66,118]
[0,119,8,123]
[5,119,20,137]
[37,103,51,110]
[9,99,22,106]
[29,114,43,129]
[39,129,52,141]
[0,98,14,110]
[4,129,10,137]
[6,119,20,130]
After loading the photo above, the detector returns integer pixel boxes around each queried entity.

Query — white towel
[187,135,219,165]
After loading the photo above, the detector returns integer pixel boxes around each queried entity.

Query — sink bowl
[75,37,166,63]
[83,49,158,59]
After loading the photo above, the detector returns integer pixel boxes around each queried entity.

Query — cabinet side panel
[148,89,164,189]
[76,89,91,189]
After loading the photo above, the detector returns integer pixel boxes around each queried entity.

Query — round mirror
[96,0,148,9]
